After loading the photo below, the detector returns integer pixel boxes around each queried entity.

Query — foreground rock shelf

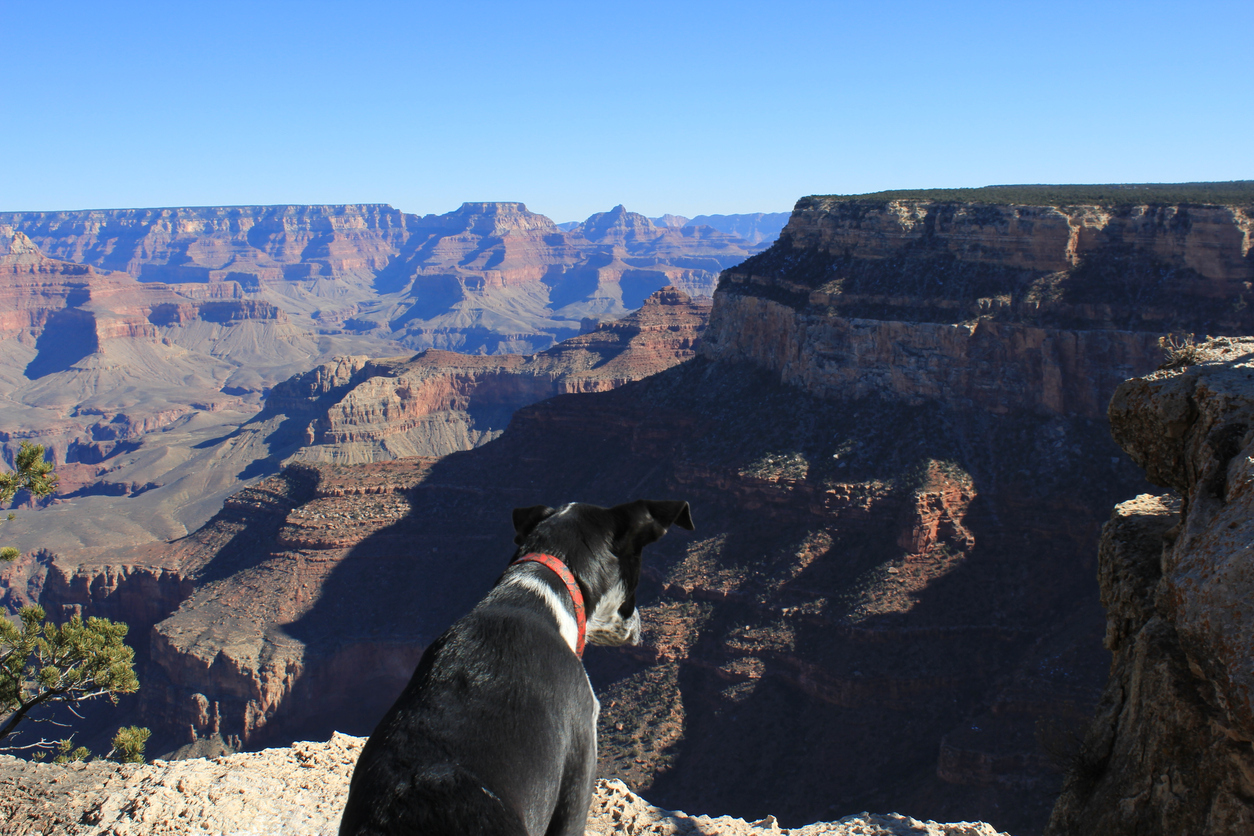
[0,734,1009,836]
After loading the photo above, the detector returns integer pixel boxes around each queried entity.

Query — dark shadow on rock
[190,464,323,588]
[24,308,99,379]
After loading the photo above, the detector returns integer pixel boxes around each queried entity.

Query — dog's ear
[642,500,694,531]
[612,500,695,550]
[512,505,556,545]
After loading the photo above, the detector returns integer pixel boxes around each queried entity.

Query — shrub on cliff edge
[0,441,58,562]
[0,443,147,762]
[0,604,141,754]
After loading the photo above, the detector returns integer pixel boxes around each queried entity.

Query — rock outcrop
[1045,337,1254,835]
[704,199,1254,418]
[0,734,1010,836]
[273,285,710,462]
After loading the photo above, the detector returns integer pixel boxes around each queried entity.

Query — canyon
[0,203,743,548]
[272,284,710,463]
[2,202,756,355]
[2,186,1253,836]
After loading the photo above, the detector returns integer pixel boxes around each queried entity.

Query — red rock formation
[1,205,411,286]
[704,200,1254,420]
[0,228,285,468]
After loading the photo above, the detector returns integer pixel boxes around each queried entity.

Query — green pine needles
[0,605,141,748]
[0,441,59,562]
[0,443,148,762]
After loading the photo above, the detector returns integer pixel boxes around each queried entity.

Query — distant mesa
[650,213,690,228]
[683,212,791,246]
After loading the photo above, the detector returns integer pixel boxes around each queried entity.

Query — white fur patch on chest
[586,581,640,646]
[506,573,580,654]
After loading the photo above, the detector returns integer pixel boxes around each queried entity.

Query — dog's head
[511,499,693,647]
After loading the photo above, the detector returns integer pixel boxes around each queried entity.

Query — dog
[339,499,694,836]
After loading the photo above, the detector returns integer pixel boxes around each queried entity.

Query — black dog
[339,499,694,836]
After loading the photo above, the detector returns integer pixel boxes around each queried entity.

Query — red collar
[512,552,586,658]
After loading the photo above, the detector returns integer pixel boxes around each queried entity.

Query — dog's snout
[625,609,642,646]
[586,607,643,647]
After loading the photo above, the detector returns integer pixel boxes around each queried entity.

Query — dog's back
[340,595,596,836]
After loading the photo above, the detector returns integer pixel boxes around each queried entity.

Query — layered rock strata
[0,227,407,550]
[705,199,1254,418]
[1046,337,1254,835]
[270,285,710,462]
[0,226,293,466]
[3,202,754,354]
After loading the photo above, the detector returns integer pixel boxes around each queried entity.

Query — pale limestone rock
[0,734,1011,836]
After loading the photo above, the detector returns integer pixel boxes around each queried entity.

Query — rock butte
[271,284,712,463]
[3,192,1254,835]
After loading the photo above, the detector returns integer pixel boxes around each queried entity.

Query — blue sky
[2,0,1249,222]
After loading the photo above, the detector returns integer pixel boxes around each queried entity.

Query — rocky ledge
[1046,337,1254,834]
[0,734,1009,836]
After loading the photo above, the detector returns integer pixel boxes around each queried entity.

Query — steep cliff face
[704,200,1254,418]
[1046,338,1254,835]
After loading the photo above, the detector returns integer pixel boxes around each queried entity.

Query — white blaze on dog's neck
[586,581,639,646]
[507,573,581,654]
